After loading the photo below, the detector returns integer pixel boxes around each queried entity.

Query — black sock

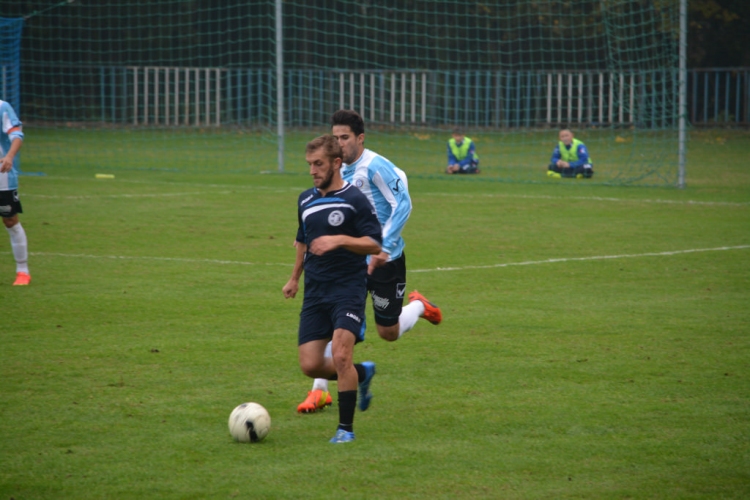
[354,363,365,383]
[337,390,357,432]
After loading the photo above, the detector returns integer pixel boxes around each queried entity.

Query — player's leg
[583,163,594,178]
[370,255,406,341]
[297,300,336,379]
[297,338,335,379]
[457,160,479,174]
[371,254,441,341]
[297,341,333,413]
[328,295,374,443]
[2,191,30,286]
[547,163,562,178]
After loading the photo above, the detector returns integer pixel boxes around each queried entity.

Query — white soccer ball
[228,402,271,443]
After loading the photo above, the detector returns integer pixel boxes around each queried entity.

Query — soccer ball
[228,402,271,443]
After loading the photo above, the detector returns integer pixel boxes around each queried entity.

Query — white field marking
[10,245,747,274]
[30,176,746,205]
[410,245,750,273]
[25,191,225,200]
[425,191,750,207]
[29,175,303,192]
[25,252,292,267]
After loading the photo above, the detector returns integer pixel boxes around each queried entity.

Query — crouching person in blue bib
[446,127,479,174]
[547,129,594,179]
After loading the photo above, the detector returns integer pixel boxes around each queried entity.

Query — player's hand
[282,279,299,299]
[367,251,389,275]
[308,236,339,255]
[0,156,12,173]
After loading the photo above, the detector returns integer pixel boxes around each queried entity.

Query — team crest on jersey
[328,210,345,226]
[355,179,365,188]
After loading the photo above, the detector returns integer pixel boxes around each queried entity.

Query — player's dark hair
[331,109,365,136]
[306,135,343,163]
[452,126,464,135]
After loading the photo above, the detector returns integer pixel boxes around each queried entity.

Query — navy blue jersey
[295,182,382,296]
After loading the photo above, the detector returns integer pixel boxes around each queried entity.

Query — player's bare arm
[0,137,22,173]
[367,251,390,275]
[308,235,380,256]
[282,242,306,298]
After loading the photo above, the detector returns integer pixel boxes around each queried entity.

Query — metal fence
[3,65,749,128]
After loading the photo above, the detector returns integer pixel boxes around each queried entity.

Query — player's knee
[298,356,325,378]
[330,350,352,372]
[377,324,400,342]
[2,215,18,228]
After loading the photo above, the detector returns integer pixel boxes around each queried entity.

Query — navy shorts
[297,291,368,346]
[0,190,23,218]
[367,253,407,327]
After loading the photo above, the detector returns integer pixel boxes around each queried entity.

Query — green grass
[24,125,684,185]
[1,129,749,499]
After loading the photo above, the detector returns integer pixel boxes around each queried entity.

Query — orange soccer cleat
[13,272,31,286]
[408,290,442,325]
[297,389,332,413]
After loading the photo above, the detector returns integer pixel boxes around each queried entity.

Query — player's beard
[316,167,335,191]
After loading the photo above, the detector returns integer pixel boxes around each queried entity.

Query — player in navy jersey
[296,109,443,414]
[0,100,30,286]
[282,135,383,443]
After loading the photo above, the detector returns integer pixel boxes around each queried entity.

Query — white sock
[397,300,424,338]
[311,341,333,392]
[6,223,29,274]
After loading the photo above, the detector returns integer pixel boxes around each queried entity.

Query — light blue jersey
[342,149,411,261]
[0,100,24,191]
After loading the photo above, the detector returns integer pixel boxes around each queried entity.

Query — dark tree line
[2,1,747,69]
[4,0,742,71]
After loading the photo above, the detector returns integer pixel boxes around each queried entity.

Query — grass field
[1,128,749,499]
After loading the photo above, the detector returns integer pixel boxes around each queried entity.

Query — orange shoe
[296,389,332,413]
[408,290,442,325]
[13,272,31,286]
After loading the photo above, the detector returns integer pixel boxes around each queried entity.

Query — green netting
[6,0,682,185]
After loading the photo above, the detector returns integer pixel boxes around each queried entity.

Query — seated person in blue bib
[547,129,594,179]
[446,127,479,174]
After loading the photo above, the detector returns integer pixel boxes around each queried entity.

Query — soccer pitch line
[14,245,750,273]
[25,191,221,200]
[410,245,750,273]
[28,176,748,205]
[24,252,291,267]
[427,191,750,207]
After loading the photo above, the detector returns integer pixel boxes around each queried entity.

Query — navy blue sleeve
[295,192,306,243]
[569,143,590,168]
[458,141,477,167]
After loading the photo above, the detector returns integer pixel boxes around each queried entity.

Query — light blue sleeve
[368,157,412,257]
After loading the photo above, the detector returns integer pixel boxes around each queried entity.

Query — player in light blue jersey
[0,100,30,286]
[297,109,443,413]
